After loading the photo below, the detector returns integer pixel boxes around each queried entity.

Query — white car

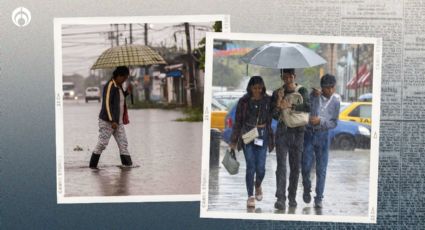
[63,82,77,100]
[85,87,101,103]
[212,91,245,109]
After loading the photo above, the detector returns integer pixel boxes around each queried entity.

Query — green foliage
[212,57,243,88]
[175,107,203,122]
[213,21,222,32]
[196,21,222,71]
[300,67,321,90]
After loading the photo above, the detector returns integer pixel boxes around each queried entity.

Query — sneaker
[274,199,285,210]
[255,186,263,201]
[314,200,323,209]
[303,191,311,204]
[247,196,255,208]
[288,198,297,207]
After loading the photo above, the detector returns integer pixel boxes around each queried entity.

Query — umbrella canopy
[241,42,326,69]
[91,44,167,69]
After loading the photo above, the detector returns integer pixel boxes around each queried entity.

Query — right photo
[201,33,381,223]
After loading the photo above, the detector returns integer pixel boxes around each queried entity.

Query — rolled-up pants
[275,124,304,201]
[93,119,130,156]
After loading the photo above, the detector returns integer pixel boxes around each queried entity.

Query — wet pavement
[63,100,202,197]
[208,141,370,217]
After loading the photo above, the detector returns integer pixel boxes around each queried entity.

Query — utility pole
[184,22,196,107]
[143,23,150,102]
[109,24,114,47]
[355,44,360,99]
[144,23,148,45]
[129,24,133,44]
[115,24,119,46]
[192,25,196,49]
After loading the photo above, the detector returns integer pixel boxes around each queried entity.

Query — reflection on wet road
[208,142,370,217]
[63,100,202,197]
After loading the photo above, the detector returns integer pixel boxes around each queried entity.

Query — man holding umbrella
[241,42,326,209]
[271,68,310,209]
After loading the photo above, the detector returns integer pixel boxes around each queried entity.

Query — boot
[120,154,133,166]
[89,153,101,169]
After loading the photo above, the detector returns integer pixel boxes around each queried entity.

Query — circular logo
[12,7,31,27]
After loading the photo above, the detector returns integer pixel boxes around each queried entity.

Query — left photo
[54,15,230,203]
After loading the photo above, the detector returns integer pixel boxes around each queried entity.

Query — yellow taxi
[211,91,245,131]
[339,102,372,125]
[211,98,228,130]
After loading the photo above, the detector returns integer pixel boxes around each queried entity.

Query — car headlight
[358,126,370,136]
[70,91,75,96]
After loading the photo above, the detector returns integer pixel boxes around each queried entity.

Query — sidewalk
[208,141,370,216]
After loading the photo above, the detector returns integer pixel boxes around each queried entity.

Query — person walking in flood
[229,76,274,208]
[302,74,340,209]
[271,68,310,210]
[89,66,133,169]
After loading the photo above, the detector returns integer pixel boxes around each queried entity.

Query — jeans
[302,129,329,202]
[242,127,268,197]
[275,124,304,201]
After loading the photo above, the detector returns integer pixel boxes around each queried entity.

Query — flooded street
[63,100,202,197]
[208,142,370,217]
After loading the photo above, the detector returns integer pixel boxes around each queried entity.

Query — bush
[175,107,203,122]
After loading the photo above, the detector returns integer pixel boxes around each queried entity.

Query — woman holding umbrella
[89,66,133,169]
[229,76,274,208]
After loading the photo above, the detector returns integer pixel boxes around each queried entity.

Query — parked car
[222,104,370,151]
[85,87,101,103]
[339,101,372,126]
[213,91,245,109]
[210,98,228,130]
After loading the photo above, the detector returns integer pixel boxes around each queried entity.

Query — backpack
[279,85,309,128]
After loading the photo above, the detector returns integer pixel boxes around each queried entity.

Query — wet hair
[281,68,295,75]
[246,76,266,96]
[112,66,130,78]
[320,73,336,87]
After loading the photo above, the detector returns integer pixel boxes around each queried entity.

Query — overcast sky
[61,21,215,77]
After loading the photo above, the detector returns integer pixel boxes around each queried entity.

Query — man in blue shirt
[302,74,340,209]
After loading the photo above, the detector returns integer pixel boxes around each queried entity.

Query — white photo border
[54,15,231,204]
[200,32,382,223]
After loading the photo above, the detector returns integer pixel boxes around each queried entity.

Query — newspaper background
[233,1,423,228]
[0,0,423,229]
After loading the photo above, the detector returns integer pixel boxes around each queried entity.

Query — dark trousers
[275,124,304,201]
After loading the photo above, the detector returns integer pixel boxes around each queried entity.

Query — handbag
[222,148,240,175]
[241,104,261,144]
[280,86,309,128]
[242,127,259,144]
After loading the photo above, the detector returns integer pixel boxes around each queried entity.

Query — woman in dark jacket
[230,76,274,208]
